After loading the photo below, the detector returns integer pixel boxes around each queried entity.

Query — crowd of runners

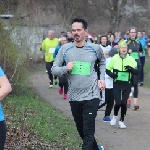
[40,18,150,150]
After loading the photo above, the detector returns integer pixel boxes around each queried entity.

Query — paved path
[30,68,150,150]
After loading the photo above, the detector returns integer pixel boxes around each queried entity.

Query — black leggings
[46,62,57,84]
[0,121,6,150]
[132,65,141,98]
[113,89,131,121]
[105,88,114,117]
[139,57,145,83]
[59,74,68,94]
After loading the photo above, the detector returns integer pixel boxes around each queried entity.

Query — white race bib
[49,48,55,54]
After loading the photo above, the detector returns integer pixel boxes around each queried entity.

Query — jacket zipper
[122,58,123,71]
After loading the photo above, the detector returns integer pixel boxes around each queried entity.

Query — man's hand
[128,49,132,53]
[66,62,74,71]
[98,80,105,91]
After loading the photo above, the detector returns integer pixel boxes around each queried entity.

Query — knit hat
[108,47,118,57]
[118,41,127,51]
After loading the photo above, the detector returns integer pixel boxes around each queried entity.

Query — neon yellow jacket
[107,54,137,72]
[42,38,59,62]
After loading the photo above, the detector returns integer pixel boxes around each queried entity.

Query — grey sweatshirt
[52,42,106,101]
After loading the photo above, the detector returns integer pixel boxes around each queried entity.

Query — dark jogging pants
[0,121,6,150]
[46,62,57,84]
[69,98,99,150]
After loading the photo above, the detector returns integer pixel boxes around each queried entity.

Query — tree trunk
[109,0,118,32]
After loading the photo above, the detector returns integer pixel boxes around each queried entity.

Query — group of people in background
[40,19,150,150]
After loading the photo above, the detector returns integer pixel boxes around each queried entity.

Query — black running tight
[0,121,6,150]
[113,89,131,121]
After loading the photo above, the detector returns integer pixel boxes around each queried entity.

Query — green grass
[4,87,82,149]
[144,59,150,88]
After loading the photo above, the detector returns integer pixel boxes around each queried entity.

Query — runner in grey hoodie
[52,18,105,150]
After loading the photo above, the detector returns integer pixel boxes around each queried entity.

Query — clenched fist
[66,62,74,71]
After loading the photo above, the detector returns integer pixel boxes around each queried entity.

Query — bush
[0,19,28,87]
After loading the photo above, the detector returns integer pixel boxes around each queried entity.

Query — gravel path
[30,67,150,150]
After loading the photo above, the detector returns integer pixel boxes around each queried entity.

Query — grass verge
[144,59,150,88]
[4,86,82,150]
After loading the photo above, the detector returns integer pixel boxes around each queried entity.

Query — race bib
[49,48,55,54]
[130,52,139,59]
[71,61,91,76]
[116,72,129,82]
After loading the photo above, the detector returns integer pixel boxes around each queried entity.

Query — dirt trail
[30,68,150,150]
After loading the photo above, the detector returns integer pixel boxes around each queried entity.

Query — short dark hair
[129,27,137,32]
[99,35,108,44]
[71,18,88,29]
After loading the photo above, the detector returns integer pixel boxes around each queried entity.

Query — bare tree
[105,0,127,32]
[51,0,90,30]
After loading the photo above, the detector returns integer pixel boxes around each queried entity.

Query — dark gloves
[124,65,132,71]
[106,69,118,79]
[111,73,118,79]
[124,65,139,75]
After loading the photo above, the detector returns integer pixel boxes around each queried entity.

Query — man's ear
[85,29,88,35]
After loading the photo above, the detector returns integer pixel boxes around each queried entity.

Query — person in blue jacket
[0,66,12,150]
[136,31,147,86]
[54,36,68,99]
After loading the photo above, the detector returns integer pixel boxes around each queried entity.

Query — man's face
[67,31,72,38]
[137,32,143,38]
[48,31,55,39]
[72,22,87,42]
[129,29,136,40]
[60,37,67,45]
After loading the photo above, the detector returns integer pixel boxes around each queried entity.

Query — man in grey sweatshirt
[52,18,105,150]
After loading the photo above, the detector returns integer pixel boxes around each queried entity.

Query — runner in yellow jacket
[41,30,59,88]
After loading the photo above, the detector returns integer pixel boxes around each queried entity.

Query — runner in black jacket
[127,27,143,110]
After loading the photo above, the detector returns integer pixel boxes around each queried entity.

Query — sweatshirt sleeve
[106,57,114,70]
[98,46,106,80]
[53,46,59,59]
[51,47,67,76]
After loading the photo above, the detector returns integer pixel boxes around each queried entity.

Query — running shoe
[133,105,139,110]
[119,121,126,129]
[54,79,58,85]
[50,83,53,88]
[110,116,118,126]
[98,145,104,150]
[59,88,63,95]
[139,82,143,86]
[63,94,67,99]
[103,116,111,122]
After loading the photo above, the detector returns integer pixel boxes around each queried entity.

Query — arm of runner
[0,68,12,100]
[51,47,68,76]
